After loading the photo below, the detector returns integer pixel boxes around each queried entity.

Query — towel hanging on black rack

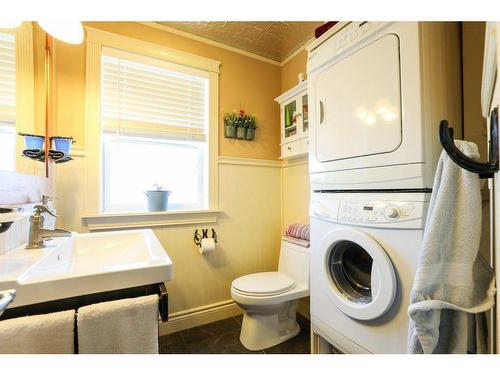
[439,107,499,178]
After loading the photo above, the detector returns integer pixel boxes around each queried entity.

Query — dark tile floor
[160,314,310,354]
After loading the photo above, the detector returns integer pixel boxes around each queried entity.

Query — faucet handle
[33,204,58,218]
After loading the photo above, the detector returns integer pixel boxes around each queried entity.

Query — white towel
[77,295,159,354]
[282,235,310,248]
[407,140,496,354]
[0,310,75,354]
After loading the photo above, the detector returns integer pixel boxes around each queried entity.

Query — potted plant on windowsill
[144,184,172,211]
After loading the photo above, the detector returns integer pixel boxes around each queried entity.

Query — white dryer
[309,192,430,353]
[307,22,462,191]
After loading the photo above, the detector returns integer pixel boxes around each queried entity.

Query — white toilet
[231,239,310,350]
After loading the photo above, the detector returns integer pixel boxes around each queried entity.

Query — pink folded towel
[285,223,310,241]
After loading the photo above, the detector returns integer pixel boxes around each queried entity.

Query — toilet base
[239,301,300,351]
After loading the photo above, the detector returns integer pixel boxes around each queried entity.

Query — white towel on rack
[407,140,496,354]
[77,295,159,354]
[0,309,75,354]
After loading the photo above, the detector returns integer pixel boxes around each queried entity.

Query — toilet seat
[232,272,296,296]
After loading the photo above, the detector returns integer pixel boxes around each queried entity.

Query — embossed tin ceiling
[156,21,323,62]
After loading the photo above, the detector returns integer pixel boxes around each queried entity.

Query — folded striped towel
[285,223,310,241]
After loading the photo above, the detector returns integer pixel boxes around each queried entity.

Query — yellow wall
[52,38,86,149]
[462,22,487,161]
[281,50,308,93]
[53,22,281,161]
[282,158,310,229]
[280,51,311,228]
[33,24,47,137]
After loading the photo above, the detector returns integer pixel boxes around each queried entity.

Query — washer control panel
[338,200,419,224]
[310,193,429,228]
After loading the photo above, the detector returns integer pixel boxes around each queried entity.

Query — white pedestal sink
[0,229,173,308]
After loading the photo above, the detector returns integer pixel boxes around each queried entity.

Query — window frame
[101,134,207,212]
[83,26,221,226]
[0,23,36,175]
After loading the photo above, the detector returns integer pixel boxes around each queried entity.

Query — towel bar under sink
[0,283,168,322]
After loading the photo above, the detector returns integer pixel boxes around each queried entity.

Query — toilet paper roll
[199,237,216,255]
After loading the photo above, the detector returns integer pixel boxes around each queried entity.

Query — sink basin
[0,229,173,308]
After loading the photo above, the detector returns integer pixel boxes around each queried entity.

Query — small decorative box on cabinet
[275,80,309,159]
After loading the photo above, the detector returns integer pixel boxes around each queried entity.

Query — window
[0,31,16,171]
[100,47,210,212]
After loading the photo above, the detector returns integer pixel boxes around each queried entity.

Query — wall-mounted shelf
[275,80,309,159]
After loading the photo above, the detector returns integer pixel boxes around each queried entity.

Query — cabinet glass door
[283,100,297,139]
[302,94,309,133]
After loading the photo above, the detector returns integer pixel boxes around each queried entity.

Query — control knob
[384,206,400,220]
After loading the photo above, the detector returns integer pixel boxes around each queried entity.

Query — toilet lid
[232,272,296,295]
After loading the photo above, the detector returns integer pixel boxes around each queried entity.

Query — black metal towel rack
[439,107,499,179]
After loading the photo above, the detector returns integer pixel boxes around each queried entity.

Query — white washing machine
[307,22,462,191]
[310,192,430,353]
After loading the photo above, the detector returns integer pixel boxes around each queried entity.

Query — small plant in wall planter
[223,112,239,138]
[245,115,257,140]
[223,109,257,141]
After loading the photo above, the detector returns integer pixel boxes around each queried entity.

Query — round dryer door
[320,228,397,320]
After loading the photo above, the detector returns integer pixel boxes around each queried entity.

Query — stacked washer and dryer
[306,22,463,353]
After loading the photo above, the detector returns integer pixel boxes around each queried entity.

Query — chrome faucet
[26,204,72,249]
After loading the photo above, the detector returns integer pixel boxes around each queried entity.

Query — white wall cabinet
[275,80,309,159]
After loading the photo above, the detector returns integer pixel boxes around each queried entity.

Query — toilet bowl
[231,239,310,351]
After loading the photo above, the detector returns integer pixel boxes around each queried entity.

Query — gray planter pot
[145,190,172,211]
[225,125,237,138]
[246,128,256,140]
[236,126,247,139]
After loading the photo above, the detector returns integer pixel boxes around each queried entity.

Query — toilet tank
[278,239,310,288]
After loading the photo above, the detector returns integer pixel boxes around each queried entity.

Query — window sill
[81,209,223,231]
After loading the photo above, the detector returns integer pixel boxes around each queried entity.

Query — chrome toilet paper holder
[194,228,218,247]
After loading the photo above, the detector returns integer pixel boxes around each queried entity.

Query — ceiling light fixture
[38,21,84,45]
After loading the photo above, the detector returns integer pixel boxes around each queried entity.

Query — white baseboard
[159,299,243,336]
[160,298,310,336]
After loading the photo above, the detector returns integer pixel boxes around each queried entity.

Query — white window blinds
[0,31,15,124]
[100,47,209,141]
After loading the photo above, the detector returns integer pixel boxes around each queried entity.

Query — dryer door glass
[314,33,402,162]
[328,240,373,304]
